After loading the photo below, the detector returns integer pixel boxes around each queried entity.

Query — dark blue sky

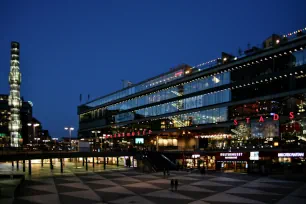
[0,0,305,138]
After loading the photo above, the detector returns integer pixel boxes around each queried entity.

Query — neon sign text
[278,153,304,157]
[234,112,294,125]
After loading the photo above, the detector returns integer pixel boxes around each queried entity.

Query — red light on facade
[246,118,250,123]
[234,120,238,125]
[259,116,264,122]
[273,114,279,121]
[175,71,183,77]
[289,112,294,119]
[132,132,135,136]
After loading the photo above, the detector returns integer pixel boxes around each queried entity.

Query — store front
[272,152,305,174]
[216,152,250,173]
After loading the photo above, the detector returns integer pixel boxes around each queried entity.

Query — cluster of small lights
[192,58,221,70]
[283,27,306,38]
[195,134,231,138]
[81,45,306,120]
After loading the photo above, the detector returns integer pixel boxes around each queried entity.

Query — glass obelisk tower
[8,42,22,147]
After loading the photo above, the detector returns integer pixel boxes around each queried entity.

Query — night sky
[0,0,305,139]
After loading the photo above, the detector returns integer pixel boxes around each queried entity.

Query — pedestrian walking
[174,179,178,191]
[163,168,166,177]
[170,179,174,191]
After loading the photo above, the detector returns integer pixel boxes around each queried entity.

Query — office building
[78,27,306,157]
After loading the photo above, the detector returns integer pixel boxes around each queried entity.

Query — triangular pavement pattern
[112,176,141,182]
[170,176,200,181]
[144,189,194,200]
[30,178,55,185]
[289,184,306,197]
[152,172,177,176]
[19,194,60,204]
[95,185,135,195]
[179,184,215,192]
[188,200,211,204]
[86,179,118,186]
[123,182,161,189]
[191,180,232,187]
[243,182,291,189]
[277,195,306,204]
[147,179,170,184]
[58,182,90,190]
[109,195,156,204]
[256,177,298,183]
[60,190,101,201]
[225,186,281,195]
[210,176,247,182]
[132,174,160,179]
[59,176,81,182]
[104,173,126,177]
[27,184,58,194]
[186,174,215,178]
[202,192,265,204]
[80,174,106,180]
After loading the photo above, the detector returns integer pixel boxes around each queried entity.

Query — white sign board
[278,153,304,157]
[250,151,259,160]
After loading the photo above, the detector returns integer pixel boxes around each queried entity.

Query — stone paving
[0,162,306,204]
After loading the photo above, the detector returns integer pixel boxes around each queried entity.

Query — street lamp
[27,123,40,145]
[64,127,74,149]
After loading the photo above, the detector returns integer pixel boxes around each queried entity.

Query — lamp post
[91,130,101,151]
[64,127,74,150]
[99,136,103,152]
[27,123,40,145]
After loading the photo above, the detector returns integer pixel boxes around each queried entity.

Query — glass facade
[82,72,230,114]
[80,89,231,123]
[166,107,228,128]
[84,69,185,108]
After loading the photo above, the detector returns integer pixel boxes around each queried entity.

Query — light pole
[64,127,74,150]
[91,130,101,151]
[27,123,40,145]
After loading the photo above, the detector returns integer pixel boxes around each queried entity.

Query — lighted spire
[8,41,22,147]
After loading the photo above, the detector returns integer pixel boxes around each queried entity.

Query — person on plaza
[174,179,178,191]
[163,168,166,177]
[170,179,174,191]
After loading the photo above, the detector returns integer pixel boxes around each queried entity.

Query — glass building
[78,29,306,152]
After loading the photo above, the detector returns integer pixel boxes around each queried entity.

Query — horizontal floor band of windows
[79,47,306,115]
[80,65,305,116]
[79,37,306,111]
[79,87,306,132]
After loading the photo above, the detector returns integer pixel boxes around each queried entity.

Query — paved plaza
[0,162,306,204]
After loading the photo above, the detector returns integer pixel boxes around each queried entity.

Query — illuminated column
[8,42,22,147]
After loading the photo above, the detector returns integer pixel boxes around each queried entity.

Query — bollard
[28,160,31,175]
[23,160,25,172]
[50,159,53,170]
[85,157,88,171]
[104,157,106,170]
[60,158,63,173]
[41,159,44,167]
[93,157,95,168]
[83,158,85,166]
[12,161,14,167]
[16,160,19,170]
[117,157,119,167]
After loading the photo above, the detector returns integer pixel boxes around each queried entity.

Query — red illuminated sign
[234,112,295,125]
[105,129,153,138]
